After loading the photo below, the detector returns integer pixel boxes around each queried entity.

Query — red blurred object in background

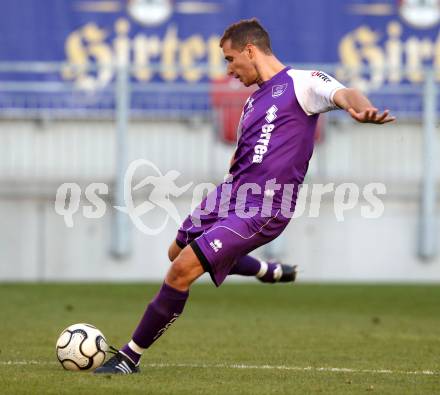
[210,76,325,145]
[210,76,255,144]
[314,113,326,144]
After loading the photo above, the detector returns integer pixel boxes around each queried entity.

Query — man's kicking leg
[94,246,204,374]
[229,255,298,283]
[169,240,296,284]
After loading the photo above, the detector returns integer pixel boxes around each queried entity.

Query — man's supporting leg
[119,282,188,364]
[95,246,204,373]
[122,246,204,363]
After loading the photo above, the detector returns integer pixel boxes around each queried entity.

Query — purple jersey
[229,66,344,210]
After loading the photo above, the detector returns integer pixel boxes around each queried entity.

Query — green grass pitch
[0,282,439,394]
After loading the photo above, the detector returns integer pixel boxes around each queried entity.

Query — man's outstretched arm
[333,88,396,124]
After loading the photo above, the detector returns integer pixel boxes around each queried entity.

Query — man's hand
[333,88,396,124]
[347,107,396,124]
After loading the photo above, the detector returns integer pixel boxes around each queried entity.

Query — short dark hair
[220,18,272,54]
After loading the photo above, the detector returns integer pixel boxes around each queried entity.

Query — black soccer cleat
[257,263,298,283]
[277,264,298,283]
[94,351,140,375]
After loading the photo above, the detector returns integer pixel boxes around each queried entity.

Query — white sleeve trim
[287,69,345,116]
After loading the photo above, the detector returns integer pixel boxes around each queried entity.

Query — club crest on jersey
[272,83,288,98]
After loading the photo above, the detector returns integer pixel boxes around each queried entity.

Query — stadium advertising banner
[0,0,439,112]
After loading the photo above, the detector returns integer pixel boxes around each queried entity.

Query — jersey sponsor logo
[209,238,222,252]
[252,105,278,164]
[311,71,331,83]
[272,83,288,98]
[252,123,275,164]
[265,105,278,123]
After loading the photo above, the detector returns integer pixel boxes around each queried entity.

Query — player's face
[222,40,259,87]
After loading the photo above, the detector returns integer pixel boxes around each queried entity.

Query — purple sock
[120,282,189,365]
[229,255,279,283]
[229,255,261,276]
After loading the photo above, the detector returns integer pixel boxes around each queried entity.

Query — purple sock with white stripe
[229,255,279,282]
[120,282,189,365]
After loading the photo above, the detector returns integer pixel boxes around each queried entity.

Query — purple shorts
[176,185,289,286]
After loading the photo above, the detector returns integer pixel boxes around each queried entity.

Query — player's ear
[245,44,255,59]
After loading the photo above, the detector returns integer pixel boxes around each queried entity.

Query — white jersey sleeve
[287,69,345,116]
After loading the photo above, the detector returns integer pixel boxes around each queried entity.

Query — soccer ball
[56,323,108,371]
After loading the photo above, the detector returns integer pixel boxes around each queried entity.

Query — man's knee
[165,246,204,290]
[168,240,182,262]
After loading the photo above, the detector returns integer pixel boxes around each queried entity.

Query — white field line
[0,360,438,376]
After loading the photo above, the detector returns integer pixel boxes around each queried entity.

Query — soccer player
[95,18,395,374]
